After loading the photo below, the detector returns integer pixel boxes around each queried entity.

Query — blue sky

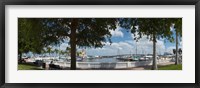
[84,26,182,56]
[45,26,182,56]
[110,27,180,47]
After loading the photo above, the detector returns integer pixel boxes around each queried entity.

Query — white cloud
[48,36,179,56]
[60,43,69,51]
[86,36,167,56]
[109,26,123,37]
[166,46,175,54]
[166,44,182,54]
[49,31,180,56]
[51,43,69,51]
[129,34,166,54]
[86,41,135,56]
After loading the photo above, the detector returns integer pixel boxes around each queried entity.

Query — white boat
[143,55,159,60]
[34,56,57,60]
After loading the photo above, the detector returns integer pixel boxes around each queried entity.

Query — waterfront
[87,58,119,62]
[18,18,182,70]
[18,54,182,70]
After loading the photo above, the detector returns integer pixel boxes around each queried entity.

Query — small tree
[171,19,182,65]
[47,47,52,56]
[131,18,174,70]
[66,47,71,56]
[54,49,59,56]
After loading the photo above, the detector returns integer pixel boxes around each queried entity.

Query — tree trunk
[175,29,179,65]
[70,19,78,70]
[152,34,157,70]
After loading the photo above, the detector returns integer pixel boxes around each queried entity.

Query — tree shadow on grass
[18,63,43,70]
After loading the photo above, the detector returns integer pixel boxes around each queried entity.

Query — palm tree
[66,47,71,56]
[54,49,59,57]
[133,18,174,70]
[171,19,182,65]
[47,47,52,56]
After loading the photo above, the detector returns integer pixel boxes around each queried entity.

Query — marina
[19,54,181,70]
[18,18,183,70]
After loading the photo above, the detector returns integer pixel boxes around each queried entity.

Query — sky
[55,26,182,56]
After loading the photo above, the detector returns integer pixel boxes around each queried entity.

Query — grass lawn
[18,63,43,70]
[158,64,182,70]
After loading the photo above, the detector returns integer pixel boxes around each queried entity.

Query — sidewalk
[129,62,175,70]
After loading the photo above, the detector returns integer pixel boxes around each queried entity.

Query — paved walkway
[73,62,175,70]
[129,62,175,70]
[47,62,176,70]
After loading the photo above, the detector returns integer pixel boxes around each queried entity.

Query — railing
[52,59,172,69]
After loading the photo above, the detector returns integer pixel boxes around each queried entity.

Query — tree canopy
[127,18,178,69]
[18,18,62,55]
[18,18,43,54]
[18,18,182,70]
[134,18,174,42]
[46,18,118,47]
[51,18,118,69]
